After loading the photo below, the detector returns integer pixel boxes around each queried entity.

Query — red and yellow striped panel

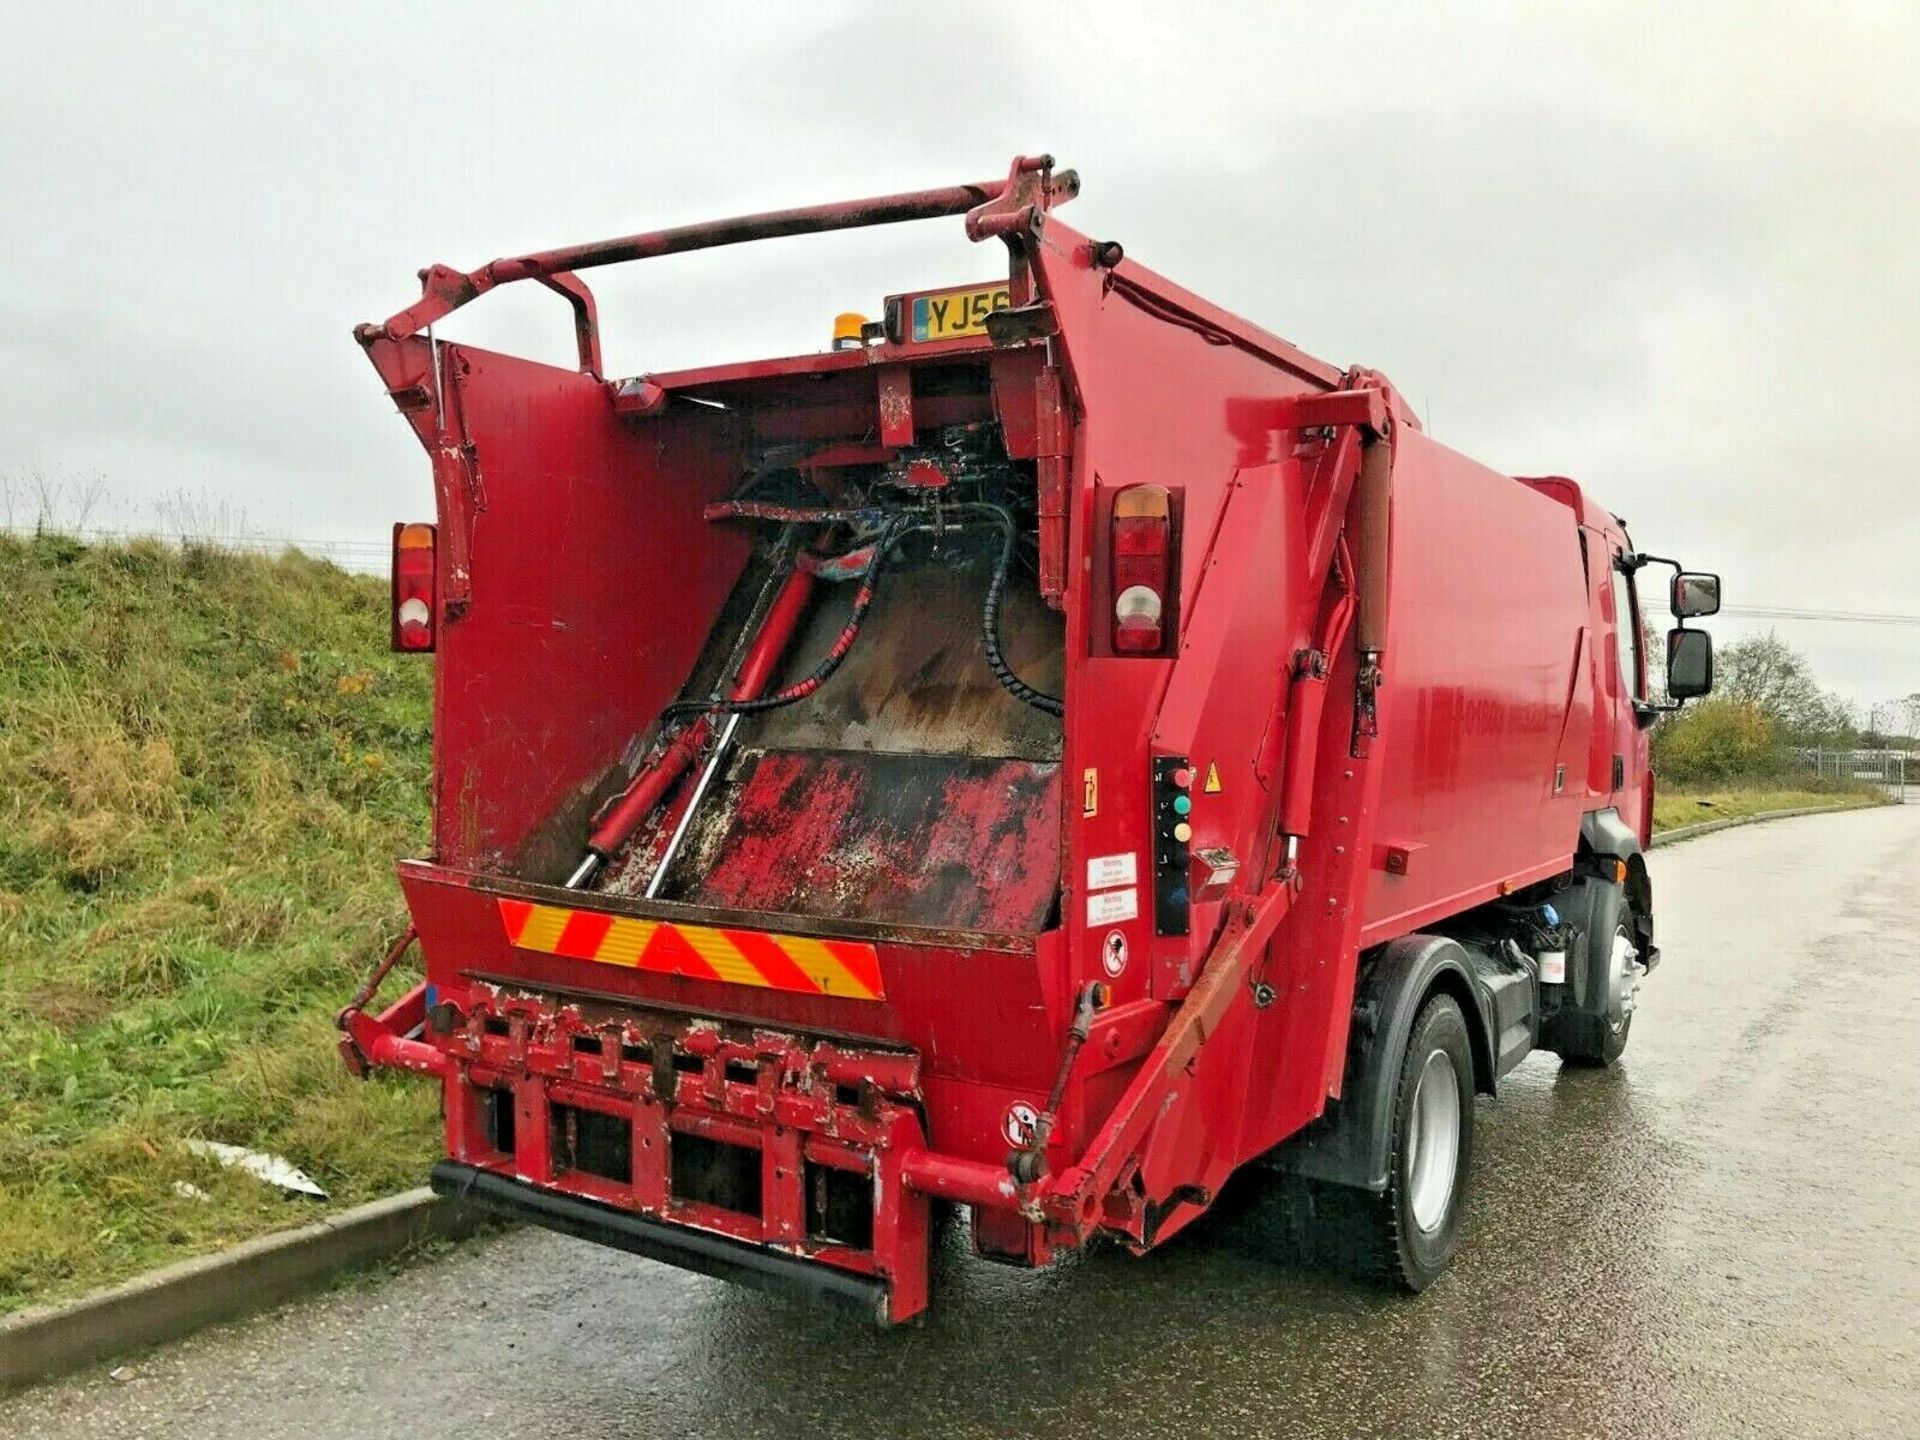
[496,898,884,1001]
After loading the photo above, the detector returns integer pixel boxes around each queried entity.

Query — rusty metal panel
[1033,365,1069,608]
[659,749,1061,935]
[748,544,1064,762]
[876,367,915,447]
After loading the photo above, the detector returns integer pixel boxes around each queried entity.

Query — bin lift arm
[1041,881,1297,1232]
[337,926,444,1080]
[1040,384,1396,1238]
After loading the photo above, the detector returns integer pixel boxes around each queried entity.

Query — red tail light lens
[1111,485,1171,654]
[391,522,436,652]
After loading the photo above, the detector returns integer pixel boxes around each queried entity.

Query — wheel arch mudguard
[1579,806,1642,863]
[1266,934,1499,1193]
[1580,806,1657,970]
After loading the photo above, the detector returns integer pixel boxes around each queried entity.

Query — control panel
[1152,755,1194,935]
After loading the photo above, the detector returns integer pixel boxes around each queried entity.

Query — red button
[1172,767,1193,789]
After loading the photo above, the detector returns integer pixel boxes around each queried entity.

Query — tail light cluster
[391,522,437,652]
[1111,484,1172,655]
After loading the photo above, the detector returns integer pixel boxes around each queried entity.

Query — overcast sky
[4,2,1916,713]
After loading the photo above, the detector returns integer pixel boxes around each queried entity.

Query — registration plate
[909,283,1011,342]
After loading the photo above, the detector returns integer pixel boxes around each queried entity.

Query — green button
[1172,793,1192,816]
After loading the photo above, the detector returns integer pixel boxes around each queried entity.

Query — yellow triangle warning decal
[1204,761,1223,793]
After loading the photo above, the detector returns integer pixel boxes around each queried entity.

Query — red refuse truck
[340,156,1719,1322]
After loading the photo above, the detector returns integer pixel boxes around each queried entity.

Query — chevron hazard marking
[495,898,884,1000]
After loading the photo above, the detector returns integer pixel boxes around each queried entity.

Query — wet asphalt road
[8,803,1920,1439]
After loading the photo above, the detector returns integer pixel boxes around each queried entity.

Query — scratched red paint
[680,750,1061,935]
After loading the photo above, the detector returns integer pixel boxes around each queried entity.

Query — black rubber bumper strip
[430,1161,891,1322]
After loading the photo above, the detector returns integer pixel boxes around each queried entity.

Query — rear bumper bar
[349,975,1032,1322]
[431,1161,891,1322]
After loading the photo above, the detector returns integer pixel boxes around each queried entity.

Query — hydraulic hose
[970,503,1064,717]
[663,514,910,722]
[573,504,1061,888]
[567,561,817,888]
[675,506,1063,720]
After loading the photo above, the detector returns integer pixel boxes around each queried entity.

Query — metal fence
[1797,749,1910,801]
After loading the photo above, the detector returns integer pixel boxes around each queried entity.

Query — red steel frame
[344,155,1650,1322]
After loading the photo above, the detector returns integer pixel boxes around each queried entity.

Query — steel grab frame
[355,155,1080,378]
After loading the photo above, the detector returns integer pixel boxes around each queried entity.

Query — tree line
[1653,630,1916,784]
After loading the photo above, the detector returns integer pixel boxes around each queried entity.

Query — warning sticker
[1086,852,1138,891]
[1102,928,1129,977]
[1087,888,1139,925]
[1082,767,1099,818]
[1204,761,1223,793]
[1002,1102,1040,1147]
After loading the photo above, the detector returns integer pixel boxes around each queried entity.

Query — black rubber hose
[661,515,909,722]
[666,506,1063,722]
[970,503,1064,717]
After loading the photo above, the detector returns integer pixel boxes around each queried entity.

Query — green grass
[0,533,438,1314]
[1654,784,1883,835]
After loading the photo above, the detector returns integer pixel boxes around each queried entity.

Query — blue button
[1172,793,1192,816]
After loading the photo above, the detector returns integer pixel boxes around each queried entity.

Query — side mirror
[1666,627,1714,699]
[1672,571,1720,619]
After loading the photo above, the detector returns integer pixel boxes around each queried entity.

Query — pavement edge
[1649,798,1883,848]
[0,1188,482,1393]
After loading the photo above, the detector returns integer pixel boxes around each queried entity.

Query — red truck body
[343,158,1692,1321]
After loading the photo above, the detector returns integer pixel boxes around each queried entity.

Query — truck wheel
[1304,992,1476,1290]
[1378,993,1476,1289]
[1546,878,1644,1068]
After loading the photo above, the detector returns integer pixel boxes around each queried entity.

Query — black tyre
[1554,1004,1630,1068]
[1544,877,1641,1068]
[1378,993,1476,1289]
[1304,993,1476,1291]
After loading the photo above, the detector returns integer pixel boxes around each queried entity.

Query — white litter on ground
[182,1140,328,1199]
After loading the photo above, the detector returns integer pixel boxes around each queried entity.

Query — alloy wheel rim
[1605,926,1644,1034]
[1406,1047,1461,1233]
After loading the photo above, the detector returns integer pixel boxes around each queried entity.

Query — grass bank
[0,533,438,1314]
[1652,784,1884,835]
